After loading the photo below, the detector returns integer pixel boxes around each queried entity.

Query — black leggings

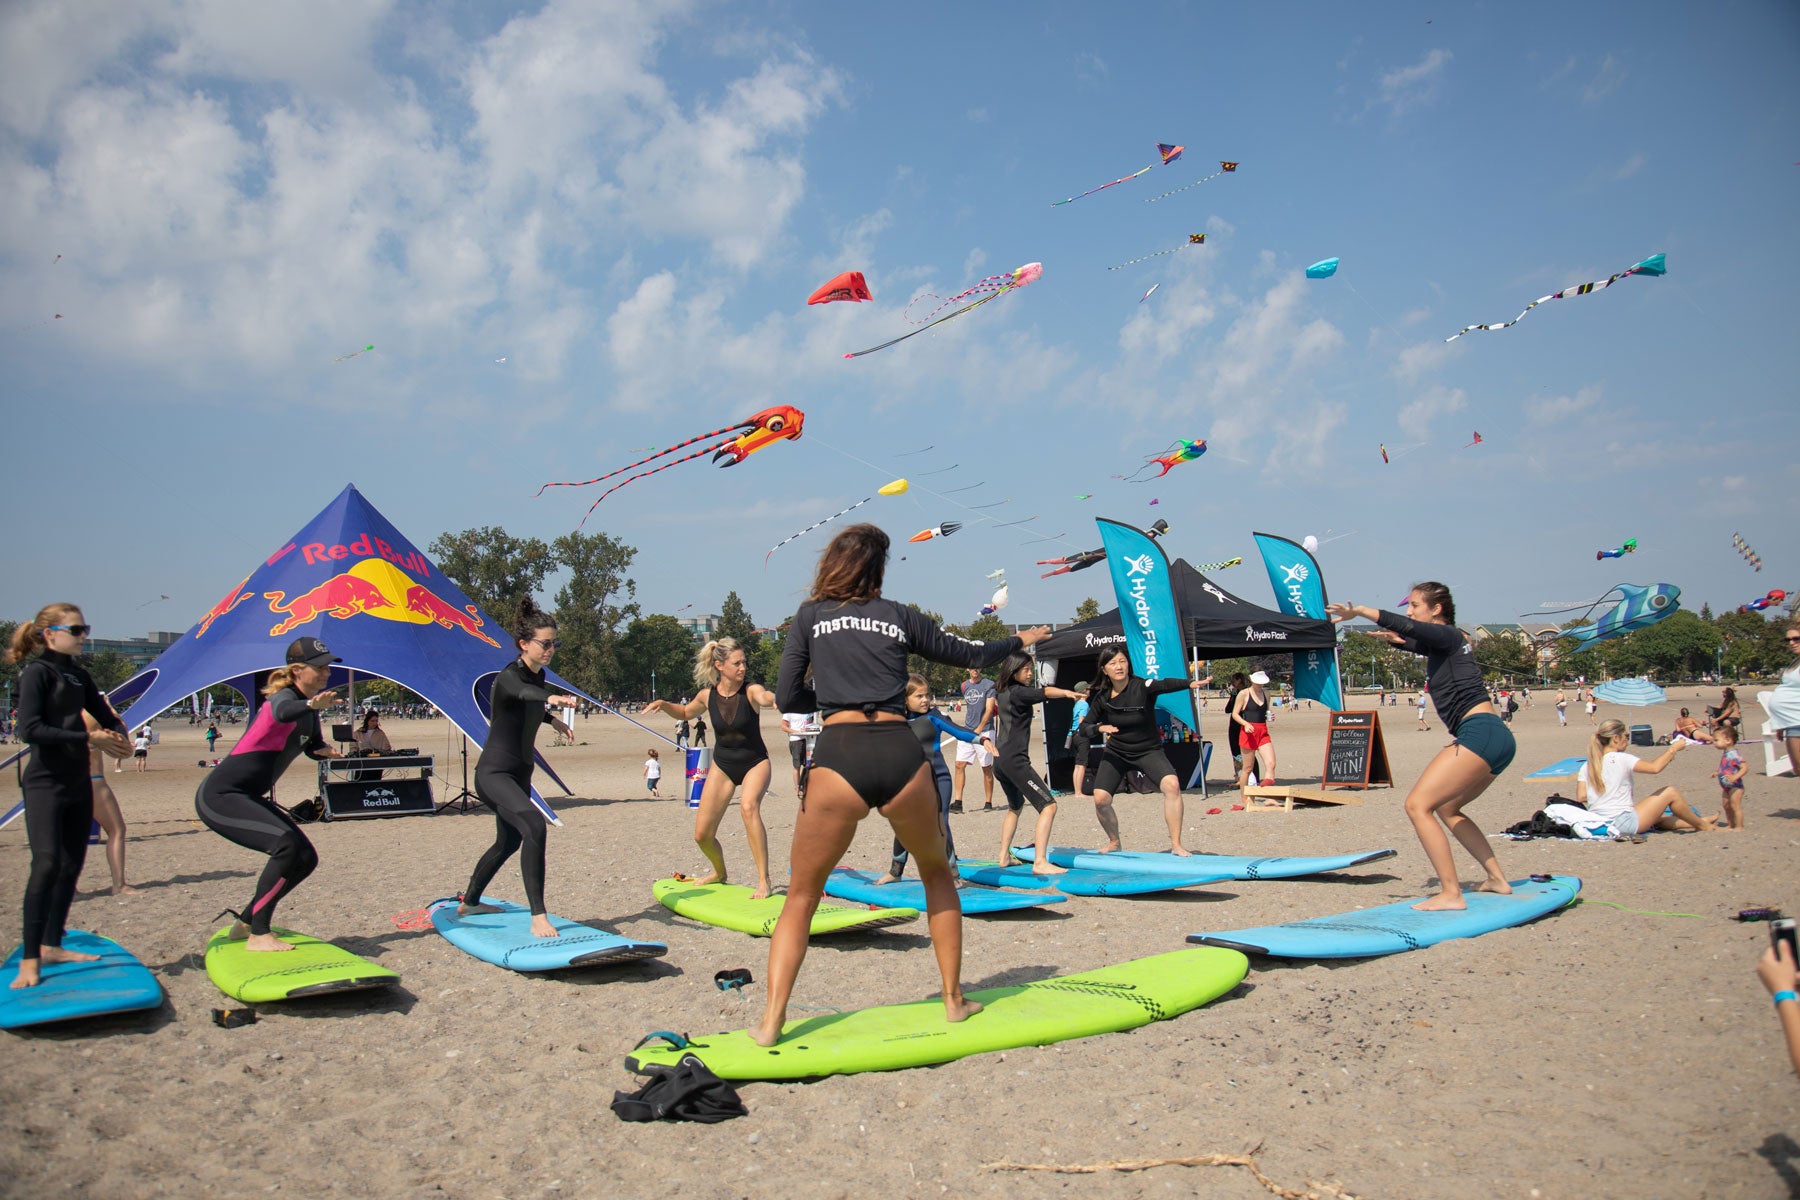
[889,763,956,876]
[195,782,319,936]
[996,757,1056,813]
[21,776,93,957]
[465,769,548,915]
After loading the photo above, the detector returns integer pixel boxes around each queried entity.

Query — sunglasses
[47,624,92,637]
[529,638,562,650]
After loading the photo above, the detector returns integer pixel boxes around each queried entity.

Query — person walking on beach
[1076,647,1210,854]
[1416,690,1429,731]
[675,718,689,749]
[1713,725,1747,831]
[1328,584,1514,911]
[992,651,1081,873]
[1232,671,1277,790]
[130,727,149,772]
[1556,690,1568,727]
[644,748,662,798]
[1586,694,1598,726]
[950,667,998,813]
[754,523,1043,1046]
[457,601,579,938]
[782,709,813,799]
[195,636,344,953]
[646,637,779,900]
[205,721,220,755]
[6,605,133,987]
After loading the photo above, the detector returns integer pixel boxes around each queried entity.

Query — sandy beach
[2,693,1797,1199]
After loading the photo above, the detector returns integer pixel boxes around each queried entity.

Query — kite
[1193,556,1243,573]
[1596,538,1638,560]
[1464,432,1483,448]
[1139,284,1160,304]
[1302,536,1319,554]
[495,357,507,364]
[1037,520,1171,578]
[1380,444,1389,464]
[908,522,962,543]
[538,405,804,526]
[807,271,872,305]
[1541,583,1682,648]
[1051,143,1184,206]
[979,583,1010,617]
[1444,253,1666,342]
[844,263,1043,359]
[764,479,908,567]
[1144,160,1238,203]
[137,594,170,608]
[1148,498,1160,505]
[1740,589,1789,613]
[334,344,374,362]
[1732,533,1763,573]
[915,463,960,476]
[1108,234,1204,271]
[1125,438,1207,481]
[1074,493,1093,500]
[1305,258,1339,280]
[895,444,934,456]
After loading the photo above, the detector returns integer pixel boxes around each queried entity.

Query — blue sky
[3,0,1795,641]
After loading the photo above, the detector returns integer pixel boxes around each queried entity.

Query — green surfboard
[205,927,400,1003]
[652,878,918,938]
[625,946,1248,1081]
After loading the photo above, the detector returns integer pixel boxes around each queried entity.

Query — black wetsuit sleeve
[494,667,553,707]
[776,617,818,714]
[1376,609,1459,655]
[1147,677,1193,696]
[301,711,332,760]
[895,605,1021,668]
[16,661,84,747]
[267,689,313,723]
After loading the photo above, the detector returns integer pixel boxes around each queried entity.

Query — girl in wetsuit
[1231,670,1277,792]
[1076,647,1209,855]
[6,605,132,988]
[195,636,343,953]
[992,652,1083,875]
[754,523,1047,1047]
[874,674,979,884]
[646,637,779,900]
[458,599,578,938]
[1327,583,1514,911]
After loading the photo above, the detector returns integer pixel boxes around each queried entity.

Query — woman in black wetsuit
[991,651,1083,875]
[6,604,132,988]
[1222,671,1248,780]
[754,524,1048,1046]
[1328,583,1513,911]
[457,598,578,938]
[1076,646,1209,855]
[195,636,344,953]
[646,637,779,899]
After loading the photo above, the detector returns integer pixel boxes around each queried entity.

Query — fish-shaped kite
[1445,253,1666,342]
[1548,583,1682,648]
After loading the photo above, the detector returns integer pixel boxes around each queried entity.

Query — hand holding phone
[1773,917,1800,967]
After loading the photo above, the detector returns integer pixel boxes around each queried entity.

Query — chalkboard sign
[1321,710,1392,789]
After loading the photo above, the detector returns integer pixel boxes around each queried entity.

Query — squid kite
[1144,160,1238,204]
[1733,533,1763,573]
[1596,538,1638,560]
[765,479,907,567]
[1740,589,1788,613]
[334,344,374,362]
[1541,583,1681,648]
[1109,234,1204,271]
[538,405,804,527]
[908,522,962,543]
[1125,438,1207,481]
[1445,253,1666,342]
[845,263,1043,359]
[1052,143,1184,206]
[807,271,872,305]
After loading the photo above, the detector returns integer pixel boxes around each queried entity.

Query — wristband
[1776,990,1799,1007]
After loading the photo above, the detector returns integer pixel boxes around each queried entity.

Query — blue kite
[1305,258,1339,279]
[1547,583,1682,649]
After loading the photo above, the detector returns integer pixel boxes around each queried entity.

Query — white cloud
[1370,48,1451,117]
[1582,53,1628,104]
[1397,384,1467,440]
[1525,384,1605,426]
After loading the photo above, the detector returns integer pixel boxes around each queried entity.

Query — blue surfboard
[428,897,667,972]
[955,859,1228,897]
[825,868,1066,913]
[1014,845,1398,880]
[1188,875,1582,958]
[0,930,163,1029]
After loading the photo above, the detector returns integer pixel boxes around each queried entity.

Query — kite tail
[1143,166,1230,204]
[539,421,752,497]
[1051,164,1153,206]
[764,496,873,567]
[843,288,1008,359]
[575,440,735,527]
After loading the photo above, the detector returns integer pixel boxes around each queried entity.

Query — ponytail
[511,596,556,648]
[1587,719,1626,793]
[693,637,741,690]
[261,667,298,697]
[4,602,82,664]
[1410,581,1456,625]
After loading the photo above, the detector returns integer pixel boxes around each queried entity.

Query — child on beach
[1714,726,1746,831]
[644,748,662,797]
[875,674,979,884]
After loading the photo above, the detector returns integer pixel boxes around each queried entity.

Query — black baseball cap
[285,637,342,667]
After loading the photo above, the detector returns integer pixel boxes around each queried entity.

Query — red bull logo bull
[402,584,500,647]
[264,575,396,636]
[258,558,500,647]
[196,577,255,638]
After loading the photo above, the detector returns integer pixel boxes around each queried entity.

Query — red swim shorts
[1239,722,1272,753]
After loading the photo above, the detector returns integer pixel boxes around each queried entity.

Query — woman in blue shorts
[1328,583,1513,912]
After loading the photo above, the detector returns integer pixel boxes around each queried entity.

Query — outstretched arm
[647,693,707,721]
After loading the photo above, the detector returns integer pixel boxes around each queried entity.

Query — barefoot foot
[243,933,295,952]
[1030,863,1068,876]
[457,902,504,918]
[748,883,773,902]
[943,995,983,1024]
[227,920,252,940]
[1412,894,1467,912]
[10,961,42,988]
[1165,845,1194,857]
[39,945,101,965]
[530,915,560,938]
[1474,879,1513,895]
[873,874,901,886]
[113,885,143,897]
[1097,841,1121,854]
[749,1015,787,1047]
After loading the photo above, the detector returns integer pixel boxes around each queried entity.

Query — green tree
[1621,610,1716,679]
[714,591,764,680]
[754,625,788,700]
[617,615,699,702]
[903,608,966,697]
[1072,597,1102,624]
[550,530,638,697]
[1473,632,1534,681]
[428,526,555,623]
[79,650,137,692]
[0,620,18,707]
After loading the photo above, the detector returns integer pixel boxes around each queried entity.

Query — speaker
[322,777,435,820]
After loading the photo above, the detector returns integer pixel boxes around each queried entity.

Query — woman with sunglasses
[457,597,578,938]
[196,636,345,952]
[1770,621,1800,775]
[5,605,132,987]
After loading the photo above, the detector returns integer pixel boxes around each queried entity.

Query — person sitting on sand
[1576,719,1718,838]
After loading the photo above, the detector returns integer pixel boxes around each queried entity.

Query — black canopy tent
[1035,558,1338,789]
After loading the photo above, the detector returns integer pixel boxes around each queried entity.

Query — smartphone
[1772,917,1800,964]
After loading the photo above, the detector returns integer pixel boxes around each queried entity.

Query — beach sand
[2,694,1796,1199]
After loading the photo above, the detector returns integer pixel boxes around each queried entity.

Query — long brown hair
[810,524,887,603]
[4,602,81,664]
[1409,581,1456,625]
[1587,718,1628,793]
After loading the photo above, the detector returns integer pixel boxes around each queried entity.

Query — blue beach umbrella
[1593,678,1666,707]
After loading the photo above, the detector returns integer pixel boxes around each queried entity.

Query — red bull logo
[196,577,255,638]
[259,558,499,647]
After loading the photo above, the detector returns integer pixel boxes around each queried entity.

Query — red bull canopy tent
[8,484,590,824]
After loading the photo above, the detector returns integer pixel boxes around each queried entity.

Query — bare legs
[1090,789,1122,851]
[1404,744,1509,911]
[1158,774,1191,855]
[90,778,138,896]
[752,762,977,1046]
[690,759,776,899]
[1639,786,1718,833]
